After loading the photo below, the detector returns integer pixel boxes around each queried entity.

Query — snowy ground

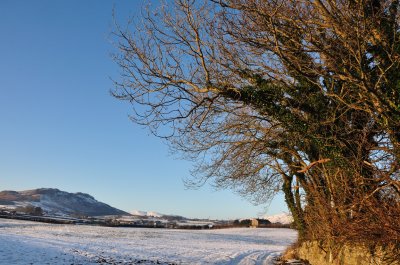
[0,218,297,265]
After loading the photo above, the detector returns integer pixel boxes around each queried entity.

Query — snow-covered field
[0,218,297,265]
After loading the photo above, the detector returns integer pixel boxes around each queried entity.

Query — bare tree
[112,0,400,250]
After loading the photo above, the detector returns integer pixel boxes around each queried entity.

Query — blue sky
[0,0,287,219]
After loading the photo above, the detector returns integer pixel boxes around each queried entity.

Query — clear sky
[0,0,287,219]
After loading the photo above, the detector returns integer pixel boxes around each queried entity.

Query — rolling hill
[0,188,128,217]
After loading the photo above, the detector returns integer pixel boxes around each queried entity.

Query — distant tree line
[232,219,290,228]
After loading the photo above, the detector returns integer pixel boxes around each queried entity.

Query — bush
[15,205,43,216]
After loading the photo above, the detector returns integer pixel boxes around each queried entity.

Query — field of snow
[0,218,297,265]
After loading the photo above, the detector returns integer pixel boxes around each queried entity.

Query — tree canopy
[113,0,400,251]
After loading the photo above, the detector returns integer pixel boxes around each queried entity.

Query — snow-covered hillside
[0,218,297,265]
[131,210,163,218]
[0,188,128,216]
[263,213,294,225]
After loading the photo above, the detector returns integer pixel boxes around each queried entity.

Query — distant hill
[131,210,163,218]
[263,212,293,225]
[0,188,128,217]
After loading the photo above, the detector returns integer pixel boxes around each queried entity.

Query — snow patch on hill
[264,212,293,225]
[131,210,163,217]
